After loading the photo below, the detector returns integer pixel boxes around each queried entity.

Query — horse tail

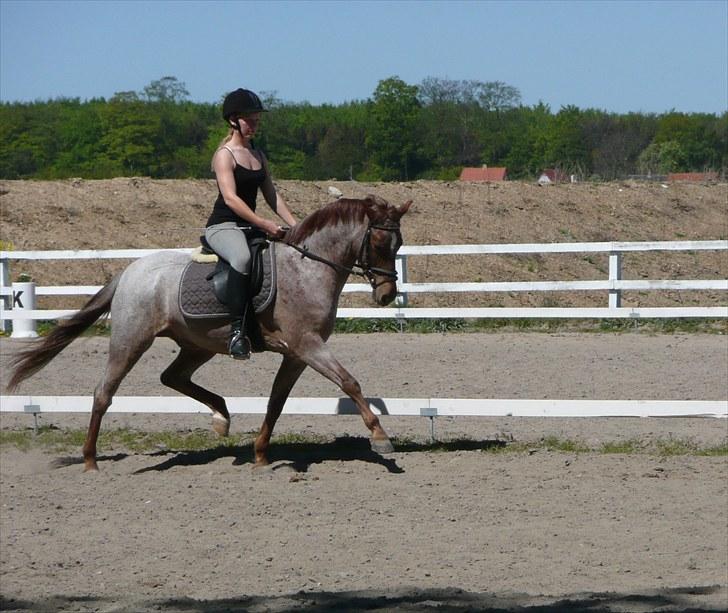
[6,274,122,392]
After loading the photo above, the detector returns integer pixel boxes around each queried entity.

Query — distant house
[459,167,508,181]
[537,169,571,185]
[667,172,719,182]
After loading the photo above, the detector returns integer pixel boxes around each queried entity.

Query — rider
[206,88,297,359]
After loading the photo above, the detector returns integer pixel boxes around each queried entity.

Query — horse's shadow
[132,437,506,475]
[49,437,506,474]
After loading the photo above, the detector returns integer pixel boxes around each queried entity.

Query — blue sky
[1,0,726,114]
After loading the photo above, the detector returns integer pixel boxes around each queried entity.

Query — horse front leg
[296,337,394,455]
[254,355,307,467]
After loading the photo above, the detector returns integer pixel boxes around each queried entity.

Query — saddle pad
[179,242,276,318]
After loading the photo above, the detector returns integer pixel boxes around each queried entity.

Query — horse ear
[396,200,413,218]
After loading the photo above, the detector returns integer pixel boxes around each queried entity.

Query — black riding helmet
[222,88,267,120]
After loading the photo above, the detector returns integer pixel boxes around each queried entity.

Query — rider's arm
[213,149,282,236]
[260,153,297,228]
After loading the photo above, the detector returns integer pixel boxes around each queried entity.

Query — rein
[279,222,401,287]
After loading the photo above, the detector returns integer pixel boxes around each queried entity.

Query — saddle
[178,230,277,350]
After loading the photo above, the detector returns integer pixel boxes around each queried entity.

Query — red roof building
[459,167,508,181]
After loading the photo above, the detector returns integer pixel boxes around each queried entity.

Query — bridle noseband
[281,221,401,289]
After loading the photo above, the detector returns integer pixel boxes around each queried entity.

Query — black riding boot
[226,270,251,360]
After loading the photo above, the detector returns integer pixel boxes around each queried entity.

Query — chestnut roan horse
[8,196,412,472]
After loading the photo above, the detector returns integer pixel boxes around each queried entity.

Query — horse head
[362,196,412,306]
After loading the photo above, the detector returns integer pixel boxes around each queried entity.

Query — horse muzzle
[373,281,398,306]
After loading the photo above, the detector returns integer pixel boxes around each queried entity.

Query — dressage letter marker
[10,281,37,338]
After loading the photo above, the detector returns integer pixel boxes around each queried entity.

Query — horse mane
[287,195,393,245]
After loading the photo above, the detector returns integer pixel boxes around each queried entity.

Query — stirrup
[228,328,251,360]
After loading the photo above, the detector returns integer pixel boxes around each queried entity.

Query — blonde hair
[211,127,236,172]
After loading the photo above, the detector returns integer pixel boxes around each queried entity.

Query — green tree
[583,111,657,179]
[367,77,420,180]
[637,141,688,174]
[543,105,589,175]
[98,100,159,175]
[0,81,724,181]
[142,76,190,103]
[655,112,724,170]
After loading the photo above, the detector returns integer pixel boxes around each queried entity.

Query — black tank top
[206,153,267,227]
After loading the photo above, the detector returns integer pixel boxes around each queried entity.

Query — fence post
[609,252,622,308]
[395,254,408,307]
[10,281,38,338]
[0,257,9,333]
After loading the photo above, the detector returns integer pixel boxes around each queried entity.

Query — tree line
[1,75,725,182]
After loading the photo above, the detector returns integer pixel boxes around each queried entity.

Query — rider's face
[236,112,261,137]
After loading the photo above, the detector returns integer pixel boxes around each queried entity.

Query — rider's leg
[226,268,252,359]
[204,223,252,359]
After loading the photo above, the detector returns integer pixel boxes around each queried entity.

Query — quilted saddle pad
[178,242,276,319]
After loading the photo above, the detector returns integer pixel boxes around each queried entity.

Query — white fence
[2,396,726,419]
[2,240,726,419]
[1,240,726,329]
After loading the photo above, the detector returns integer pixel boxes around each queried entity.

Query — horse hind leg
[83,336,155,472]
[160,347,229,436]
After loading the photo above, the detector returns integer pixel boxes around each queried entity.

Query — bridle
[281,221,402,289]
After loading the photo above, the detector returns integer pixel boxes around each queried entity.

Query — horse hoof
[83,461,99,473]
[252,462,274,475]
[212,414,230,437]
[371,438,395,455]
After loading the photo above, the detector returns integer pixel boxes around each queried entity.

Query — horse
[8,195,412,472]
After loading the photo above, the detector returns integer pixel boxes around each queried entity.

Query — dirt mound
[1,178,726,309]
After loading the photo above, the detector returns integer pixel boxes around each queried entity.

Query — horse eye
[373,234,394,254]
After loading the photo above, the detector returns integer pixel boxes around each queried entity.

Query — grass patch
[599,439,644,454]
[697,442,728,456]
[3,318,724,338]
[480,436,727,457]
[651,437,728,457]
[0,427,256,454]
[271,432,329,445]
[2,429,725,457]
[332,317,727,334]
[540,436,591,453]
[11,320,112,338]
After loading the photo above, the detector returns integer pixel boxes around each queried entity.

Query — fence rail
[1,396,726,418]
[1,240,726,332]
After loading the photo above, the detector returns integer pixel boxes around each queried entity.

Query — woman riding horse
[8,195,412,472]
[206,88,297,359]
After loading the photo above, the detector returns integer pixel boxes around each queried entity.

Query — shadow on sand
[47,437,506,474]
[2,585,724,612]
[131,436,506,475]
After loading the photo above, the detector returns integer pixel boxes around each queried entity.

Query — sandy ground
[1,331,727,612]
[1,178,727,610]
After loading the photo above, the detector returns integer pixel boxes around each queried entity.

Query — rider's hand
[262,220,287,239]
